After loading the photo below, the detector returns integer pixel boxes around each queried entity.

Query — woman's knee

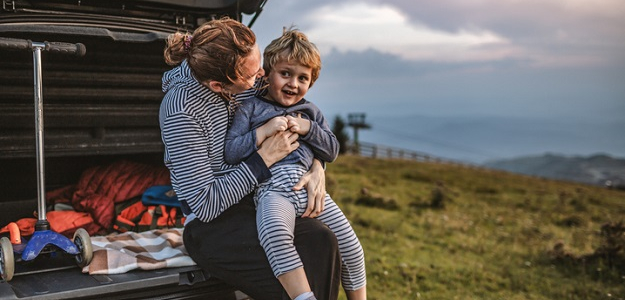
[294,218,338,251]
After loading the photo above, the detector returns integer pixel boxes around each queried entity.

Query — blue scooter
[0,38,92,282]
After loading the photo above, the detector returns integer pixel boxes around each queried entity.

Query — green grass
[326,155,625,300]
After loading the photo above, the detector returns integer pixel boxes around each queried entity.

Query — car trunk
[0,0,265,298]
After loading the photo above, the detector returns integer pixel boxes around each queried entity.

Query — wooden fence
[347,141,482,169]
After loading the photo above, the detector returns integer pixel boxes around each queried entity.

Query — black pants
[183,195,341,300]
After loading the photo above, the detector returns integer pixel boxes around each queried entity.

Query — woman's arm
[163,111,270,223]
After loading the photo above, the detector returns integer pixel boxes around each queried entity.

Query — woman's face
[227,44,264,95]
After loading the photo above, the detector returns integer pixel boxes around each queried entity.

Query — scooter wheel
[73,228,93,268]
[0,237,14,282]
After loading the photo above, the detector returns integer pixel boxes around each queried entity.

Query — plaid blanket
[82,228,196,275]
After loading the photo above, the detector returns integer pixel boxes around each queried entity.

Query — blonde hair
[263,28,321,87]
[164,18,256,87]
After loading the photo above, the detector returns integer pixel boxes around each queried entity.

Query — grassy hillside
[326,155,625,300]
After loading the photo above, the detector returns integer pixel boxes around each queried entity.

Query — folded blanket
[83,228,196,275]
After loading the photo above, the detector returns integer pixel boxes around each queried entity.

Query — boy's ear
[207,80,224,93]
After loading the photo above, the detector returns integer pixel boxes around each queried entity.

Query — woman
[159,18,340,300]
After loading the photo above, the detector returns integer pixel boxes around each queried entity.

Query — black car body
[0,1,265,298]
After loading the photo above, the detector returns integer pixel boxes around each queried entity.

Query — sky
[242,0,625,163]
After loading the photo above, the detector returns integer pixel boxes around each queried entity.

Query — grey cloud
[357,0,625,65]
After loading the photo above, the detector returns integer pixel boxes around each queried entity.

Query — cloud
[244,0,625,160]
[249,0,625,68]
[272,0,624,69]
[402,0,625,64]
[303,2,512,62]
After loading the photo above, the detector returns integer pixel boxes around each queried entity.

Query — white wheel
[1,237,14,282]
[73,228,93,268]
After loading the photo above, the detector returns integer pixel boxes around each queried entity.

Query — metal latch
[175,15,186,26]
[179,269,207,286]
[2,1,16,12]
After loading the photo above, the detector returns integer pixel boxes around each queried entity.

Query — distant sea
[352,114,625,165]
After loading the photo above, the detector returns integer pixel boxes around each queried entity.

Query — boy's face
[265,60,312,107]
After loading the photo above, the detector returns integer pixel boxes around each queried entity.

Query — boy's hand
[265,116,289,133]
[287,118,301,134]
[286,113,310,135]
[256,116,288,146]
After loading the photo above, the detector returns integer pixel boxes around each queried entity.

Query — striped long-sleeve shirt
[159,60,270,223]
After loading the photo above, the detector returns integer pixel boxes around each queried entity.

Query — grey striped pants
[255,165,366,291]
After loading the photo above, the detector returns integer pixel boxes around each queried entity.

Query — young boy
[224,29,367,300]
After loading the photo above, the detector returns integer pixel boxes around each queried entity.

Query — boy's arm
[224,105,259,165]
[297,109,339,163]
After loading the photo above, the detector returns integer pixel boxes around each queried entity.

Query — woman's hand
[293,159,326,218]
[257,130,299,167]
